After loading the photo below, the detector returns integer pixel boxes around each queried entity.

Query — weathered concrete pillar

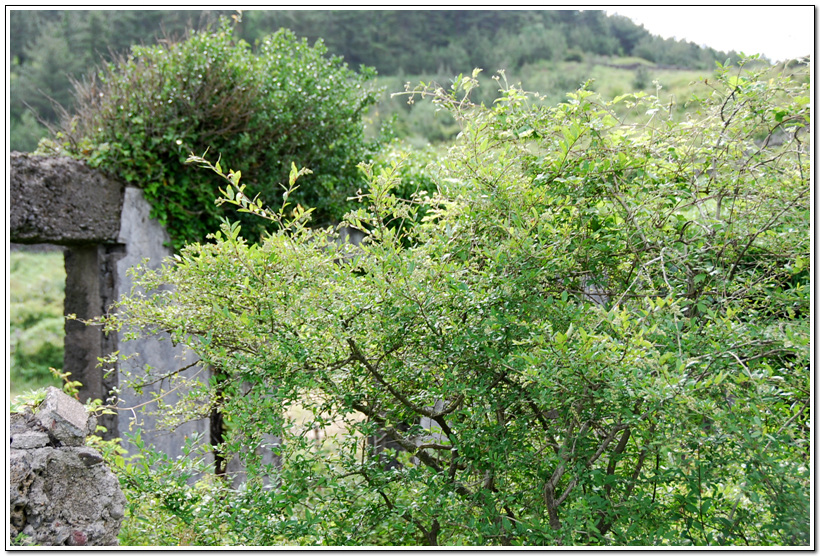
[10,152,126,440]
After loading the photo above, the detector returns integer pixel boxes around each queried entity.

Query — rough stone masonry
[9,387,126,546]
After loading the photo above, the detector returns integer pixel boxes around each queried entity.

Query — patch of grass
[601,55,656,67]
[10,250,65,398]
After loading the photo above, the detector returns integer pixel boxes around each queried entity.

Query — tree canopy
[236,10,740,75]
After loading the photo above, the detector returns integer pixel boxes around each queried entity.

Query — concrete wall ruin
[10,152,209,459]
[10,152,361,481]
[10,152,456,488]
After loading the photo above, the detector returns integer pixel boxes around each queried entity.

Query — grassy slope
[9,250,65,399]
[368,56,716,145]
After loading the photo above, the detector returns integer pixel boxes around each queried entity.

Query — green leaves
[103,61,810,546]
[54,19,378,249]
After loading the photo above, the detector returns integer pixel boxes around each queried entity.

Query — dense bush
[44,17,379,248]
[101,58,809,546]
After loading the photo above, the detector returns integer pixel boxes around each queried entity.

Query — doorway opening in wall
[9,243,66,401]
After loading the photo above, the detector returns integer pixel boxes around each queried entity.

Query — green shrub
[371,140,439,199]
[564,49,584,62]
[112,432,245,546]
[632,66,650,89]
[102,60,809,545]
[45,16,379,249]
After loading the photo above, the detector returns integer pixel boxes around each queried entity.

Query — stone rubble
[9,387,125,546]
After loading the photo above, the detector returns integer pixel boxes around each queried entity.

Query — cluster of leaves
[9,388,49,415]
[43,16,379,249]
[109,431,247,546]
[101,59,809,546]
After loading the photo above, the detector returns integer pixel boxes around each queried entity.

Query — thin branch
[347,337,436,419]
[136,359,202,387]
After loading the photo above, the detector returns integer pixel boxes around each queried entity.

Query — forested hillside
[235,10,740,74]
[9,9,744,152]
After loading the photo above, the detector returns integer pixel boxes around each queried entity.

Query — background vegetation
[9,9,749,153]
[9,249,65,396]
